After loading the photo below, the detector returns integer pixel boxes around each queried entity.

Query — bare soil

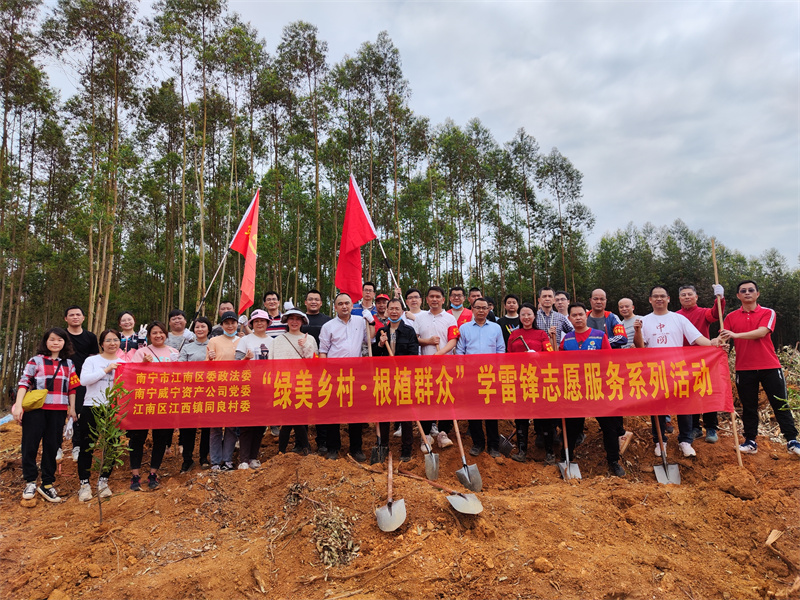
[1,409,798,600]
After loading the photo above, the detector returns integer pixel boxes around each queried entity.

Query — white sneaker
[56,448,63,461]
[679,442,696,457]
[430,423,440,436]
[248,459,261,469]
[654,442,667,457]
[98,479,112,498]
[78,483,92,502]
[237,462,250,470]
[420,435,434,454]
[71,446,80,461]
[393,426,403,438]
[437,431,454,449]
[22,482,36,500]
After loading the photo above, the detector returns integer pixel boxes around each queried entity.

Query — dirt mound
[1,415,798,600]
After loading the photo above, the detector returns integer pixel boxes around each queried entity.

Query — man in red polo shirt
[677,284,726,443]
[719,280,799,456]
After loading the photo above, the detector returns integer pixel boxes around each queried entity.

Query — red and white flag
[229,189,260,314]
[335,175,377,302]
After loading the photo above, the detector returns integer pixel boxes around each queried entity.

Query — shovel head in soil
[456,463,482,492]
[498,430,517,458]
[446,492,483,515]
[654,463,681,485]
[376,498,406,532]
[424,453,439,481]
[557,460,582,480]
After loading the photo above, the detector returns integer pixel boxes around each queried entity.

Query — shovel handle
[416,420,433,454]
[452,419,468,465]
[653,415,670,471]
[387,451,393,502]
[398,468,462,496]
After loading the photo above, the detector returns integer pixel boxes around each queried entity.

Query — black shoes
[180,460,194,474]
[130,475,141,492]
[609,461,626,477]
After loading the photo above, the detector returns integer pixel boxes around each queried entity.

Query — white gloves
[363,311,375,324]
[712,284,724,296]
[283,298,294,311]
[63,418,74,441]
[238,314,248,326]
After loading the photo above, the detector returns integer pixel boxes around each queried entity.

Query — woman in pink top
[129,321,178,491]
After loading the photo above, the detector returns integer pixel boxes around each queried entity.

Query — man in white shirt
[617,298,640,349]
[634,285,721,458]
[319,292,373,461]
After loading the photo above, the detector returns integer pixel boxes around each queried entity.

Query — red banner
[115,347,733,430]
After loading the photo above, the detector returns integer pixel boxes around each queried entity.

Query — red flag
[230,189,260,314]
[335,175,377,302]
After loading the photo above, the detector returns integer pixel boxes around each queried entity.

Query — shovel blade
[446,493,483,515]
[455,464,482,492]
[557,460,582,480]
[376,498,407,532]
[654,464,681,485]
[498,435,515,458]
[424,453,440,481]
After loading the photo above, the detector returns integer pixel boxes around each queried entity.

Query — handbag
[22,359,62,412]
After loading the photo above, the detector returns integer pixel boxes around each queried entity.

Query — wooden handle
[452,419,466,458]
[387,452,393,502]
[398,469,460,495]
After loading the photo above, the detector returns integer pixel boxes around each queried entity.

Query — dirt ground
[1,408,798,600]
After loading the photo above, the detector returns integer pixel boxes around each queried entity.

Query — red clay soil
[1,413,798,600]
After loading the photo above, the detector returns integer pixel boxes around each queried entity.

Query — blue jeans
[652,414,693,444]
[210,427,238,465]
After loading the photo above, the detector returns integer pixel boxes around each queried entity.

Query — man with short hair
[402,287,426,329]
[210,300,248,338]
[634,286,722,458]
[415,286,458,449]
[456,297,505,457]
[64,306,99,461]
[351,281,377,318]
[262,291,288,339]
[448,286,473,328]
[587,289,628,349]
[560,302,625,477]
[536,287,573,340]
[719,280,800,456]
[617,298,640,349]
[498,294,521,347]
[166,309,195,350]
[468,287,483,308]
[301,289,331,346]
[318,292,372,461]
[554,290,570,317]
[676,284,726,443]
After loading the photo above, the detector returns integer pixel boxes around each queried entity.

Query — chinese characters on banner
[116,347,733,429]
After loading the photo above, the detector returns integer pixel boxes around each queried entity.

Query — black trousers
[70,386,87,449]
[128,429,173,471]
[179,428,210,464]
[596,416,623,464]
[736,369,798,442]
[379,421,413,453]
[77,406,113,481]
[22,408,65,486]
[692,412,719,431]
[323,423,364,453]
[533,418,558,452]
[279,425,309,453]
[560,417,585,462]
[468,419,499,450]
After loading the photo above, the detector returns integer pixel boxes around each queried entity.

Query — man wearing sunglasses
[719,280,800,456]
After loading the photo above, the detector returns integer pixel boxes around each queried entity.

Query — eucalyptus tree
[506,128,540,293]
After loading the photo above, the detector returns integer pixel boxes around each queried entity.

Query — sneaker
[393,425,403,437]
[487,448,502,458]
[130,475,141,491]
[430,423,439,436]
[436,431,453,449]
[544,452,556,466]
[56,448,63,461]
[147,473,160,490]
[420,435,434,454]
[37,484,62,503]
[654,442,667,457]
[78,483,92,502]
[98,479,112,498]
[400,452,411,462]
[511,451,526,463]
[690,427,703,441]
[609,461,626,477]
[238,462,249,470]
[22,482,36,500]
[71,446,80,461]
[705,429,719,444]
[211,464,221,472]
[221,462,235,471]
[326,450,339,460]
[200,461,211,469]
[317,445,328,456]
[679,442,696,457]
[291,447,309,456]
[469,445,484,457]
[739,440,758,454]
[270,426,280,436]
[351,450,367,463]
[787,440,800,455]
[180,460,194,474]
[249,459,261,469]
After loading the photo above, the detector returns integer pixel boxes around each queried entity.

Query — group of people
[12,279,799,503]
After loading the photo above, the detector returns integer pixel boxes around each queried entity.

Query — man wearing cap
[374,293,390,330]
[318,292,373,461]
[676,284,726,443]
[206,311,241,361]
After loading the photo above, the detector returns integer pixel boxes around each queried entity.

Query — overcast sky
[45,1,800,265]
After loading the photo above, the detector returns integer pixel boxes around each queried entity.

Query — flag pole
[376,238,407,310]
[191,248,231,327]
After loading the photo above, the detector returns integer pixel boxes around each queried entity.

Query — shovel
[370,421,387,465]
[415,420,439,480]
[376,452,406,532]
[653,416,680,485]
[399,469,483,515]
[557,417,581,480]
[452,419,482,492]
[498,426,517,458]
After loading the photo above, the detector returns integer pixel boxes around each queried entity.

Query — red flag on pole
[335,175,377,303]
[230,189,260,314]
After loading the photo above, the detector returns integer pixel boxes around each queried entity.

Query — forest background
[1,0,798,405]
